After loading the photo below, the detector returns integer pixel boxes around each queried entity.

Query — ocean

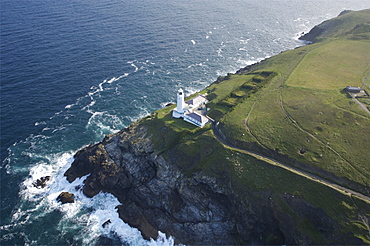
[1,0,368,244]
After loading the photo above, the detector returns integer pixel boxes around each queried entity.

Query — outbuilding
[184,112,209,128]
[345,86,361,93]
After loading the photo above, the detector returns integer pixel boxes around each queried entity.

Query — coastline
[61,9,370,245]
[2,2,370,245]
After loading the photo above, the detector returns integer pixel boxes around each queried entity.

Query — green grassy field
[134,9,370,243]
[216,16,370,189]
[286,40,370,89]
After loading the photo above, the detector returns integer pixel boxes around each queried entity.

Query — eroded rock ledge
[63,121,362,245]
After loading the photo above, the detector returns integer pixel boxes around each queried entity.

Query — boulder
[57,192,75,204]
[33,176,51,188]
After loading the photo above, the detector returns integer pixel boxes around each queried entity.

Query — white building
[185,94,208,109]
[184,113,209,128]
[172,88,187,118]
[172,88,210,127]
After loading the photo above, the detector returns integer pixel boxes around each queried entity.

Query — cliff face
[65,123,262,244]
[64,121,361,245]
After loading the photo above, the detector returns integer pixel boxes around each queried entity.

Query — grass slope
[136,9,370,243]
[286,40,370,89]
[219,11,370,190]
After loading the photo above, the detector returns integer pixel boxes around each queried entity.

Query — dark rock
[338,10,352,16]
[299,148,306,155]
[117,203,159,241]
[102,219,112,228]
[64,121,365,245]
[95,236,113,246]
[33,176,51,188]
[64,125,279,244]
[235,63,258,75]
[299,25,325,42]
[57,192,75,204]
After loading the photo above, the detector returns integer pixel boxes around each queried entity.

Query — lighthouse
[176,88,185,113]
[172,88,187,118]
[171,88,211,127]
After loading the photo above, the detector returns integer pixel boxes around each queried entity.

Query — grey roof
[186,94,208,106]
[186,113,206,123]
[346,86,361,90]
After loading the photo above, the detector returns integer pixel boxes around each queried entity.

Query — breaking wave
[2,151,175,245]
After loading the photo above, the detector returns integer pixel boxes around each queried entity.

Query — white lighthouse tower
[177,88,185,113]
[172,88,187,118]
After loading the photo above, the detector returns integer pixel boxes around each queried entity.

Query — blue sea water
[1,0,369,244]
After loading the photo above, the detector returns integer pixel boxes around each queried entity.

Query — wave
[86,111,124,137]
[65,104,74,109]
[3,148,175,245]
[127,60,139,72]
[34,121,47,126]
[2,68,180,245]
[217,42,225,57]
[187,62,208,69]
[160,101,174,108]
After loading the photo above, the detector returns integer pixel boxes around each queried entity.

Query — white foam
[15,149,175,245]
[190,40,196,45]
[184,87,197,96]
[148,232,175,246]
[107,73,129,84]
[51,125,66,133]
[82,90,97,111]
[187,63,208,69]
[42,127,51,132]
[239,38,250,44]
[127,109,151,123]
[85,111,124,139]
[160,101,174,108]
[236,59,259,67]
[82,74,128,112]
[86,111,104,127]
[216,42,225,57]
[19,151,75,202]
[128,60,139,72]
[85,193,147,245]
[34,121,47,126]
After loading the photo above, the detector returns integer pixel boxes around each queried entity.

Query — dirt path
[353,97,370,115]
[211,122,370,204]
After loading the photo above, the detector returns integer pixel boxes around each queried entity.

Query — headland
[61,9,370,245]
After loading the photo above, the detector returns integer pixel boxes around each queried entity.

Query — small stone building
[345,86,361,93]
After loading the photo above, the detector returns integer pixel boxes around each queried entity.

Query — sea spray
[7,151,175,245]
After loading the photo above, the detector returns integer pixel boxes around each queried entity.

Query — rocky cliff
[64,120,364,245]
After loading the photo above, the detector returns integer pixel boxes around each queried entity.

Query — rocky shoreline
[62,121,361,245]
